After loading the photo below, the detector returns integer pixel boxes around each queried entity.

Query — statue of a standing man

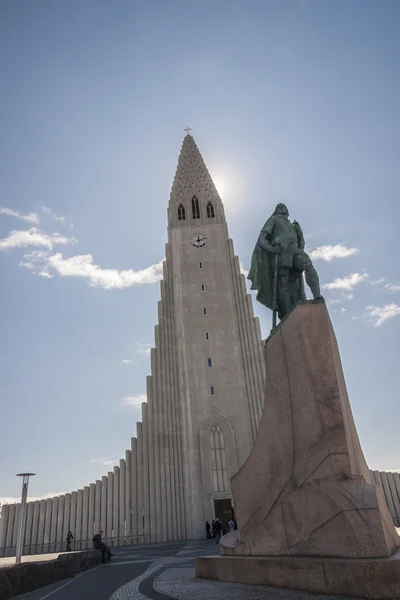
[248,203,323,322]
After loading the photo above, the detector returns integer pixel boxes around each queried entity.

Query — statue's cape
[248,240,275,311]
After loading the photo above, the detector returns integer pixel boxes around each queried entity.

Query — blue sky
[0,0,399,502]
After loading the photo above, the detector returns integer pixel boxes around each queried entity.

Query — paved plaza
[11,540,362,600]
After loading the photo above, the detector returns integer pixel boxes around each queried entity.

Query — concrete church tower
[0,134,266,555]
[163,133,265,538]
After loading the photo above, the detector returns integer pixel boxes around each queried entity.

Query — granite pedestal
[196,303,400,599]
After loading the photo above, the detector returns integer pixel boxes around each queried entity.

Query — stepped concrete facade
[0,135,399,558]
[0,134,265,555]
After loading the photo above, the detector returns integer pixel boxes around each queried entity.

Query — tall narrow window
[205,332,209,341]
[199,262,203,269]
[192,196,200,219]
[207,201,215,218]
[208,358,212,367]
[201,284,205,291]
[210,423,229,492]
[210,386,215,396]
[203,307,207,315]
[177,203,186,221]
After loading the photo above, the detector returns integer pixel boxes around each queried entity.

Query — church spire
[168,133,226,228]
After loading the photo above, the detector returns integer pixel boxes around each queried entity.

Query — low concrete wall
[0,550,102,600]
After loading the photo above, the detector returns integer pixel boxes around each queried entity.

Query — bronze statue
[248,203,323,327]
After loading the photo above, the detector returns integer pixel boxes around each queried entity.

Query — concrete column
[163,268,178,540]
[88,484,95,539]
[62,493,71,552]
[49,498,58,553]
[379,471,396,520]
[101,476,107,538]
[160,293,173,541]
[56,496,64,552]
[136,422,144,544]
[5,504,15,557]
[81,487,89,549]
[146,377,156,543]
[106,472,114,545]
[156,314,168,543]
[0,504,10,557]
[31,500,40,554]
[23,502,34,555]
[75,490,83,550]
[70,492,77,550]
[387,472,400,523]
[42,499,52,554]
[37,500,46,554]
[124,451,131,543]
[130,438,138,544]
[119,459,125,545]
[11,503,21,556]
[141,402,150,544]
[112,467,120,547]
[94,481,101,535]
[393,472,400,521]
[152,339,162,542]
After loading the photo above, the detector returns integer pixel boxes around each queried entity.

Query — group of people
[206,518,236,543]
[65,529,112,563]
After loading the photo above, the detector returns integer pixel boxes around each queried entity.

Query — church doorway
[213,498,234,527]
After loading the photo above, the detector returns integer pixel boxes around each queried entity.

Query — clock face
[191,233,207,248]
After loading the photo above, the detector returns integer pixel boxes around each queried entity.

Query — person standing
[205,521,211,539]
[211,520,216,539]
[66,530,73,552]
[215,518,222,543]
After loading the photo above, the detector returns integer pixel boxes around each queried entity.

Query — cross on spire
[184,126,192,135]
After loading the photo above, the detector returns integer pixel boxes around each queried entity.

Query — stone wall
[0,549,102,600]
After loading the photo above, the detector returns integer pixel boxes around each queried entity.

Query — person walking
[66,530,73,552]
[228,518,235,532]
[205,520,211,539]
[215,518,222,543]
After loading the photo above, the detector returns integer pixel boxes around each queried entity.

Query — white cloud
[340,308,347,313]
[90,457,118,467]
[385,283,400,293]
[0,492,66,505]
[323,272,368,291]
[41,253,163,289]
[124,394,147,406]
[135,343,152,356]
[366,304,400,327]
[240,263,249,277]
[370,278,385,286]
[121,359,133,364]
[309,244,359,262]
[0,207,40,224]
[0,227,75,251]
[41,205,67,225]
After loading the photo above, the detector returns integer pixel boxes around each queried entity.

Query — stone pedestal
[196,303,400,598]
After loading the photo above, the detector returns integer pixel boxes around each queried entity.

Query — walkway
[15,540,360,600]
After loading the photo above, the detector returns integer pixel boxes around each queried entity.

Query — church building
[0,133,265,552]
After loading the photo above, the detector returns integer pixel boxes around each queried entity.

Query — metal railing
[0,534,150,558]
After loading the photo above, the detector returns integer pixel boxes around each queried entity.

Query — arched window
[177,203,186,221]
[209,422,229,492]
[192,196,200,219]
[207,201,215,218]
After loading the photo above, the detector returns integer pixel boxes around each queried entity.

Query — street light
[15,473,36,565]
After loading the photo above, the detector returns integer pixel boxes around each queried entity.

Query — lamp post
[15,473,36,565]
